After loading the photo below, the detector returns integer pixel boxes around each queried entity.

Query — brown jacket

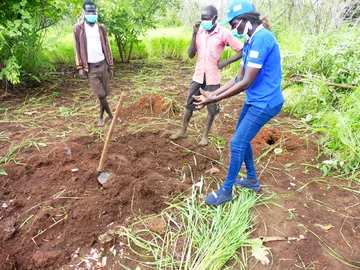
[73,19,113,72]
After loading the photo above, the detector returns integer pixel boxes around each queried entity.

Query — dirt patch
[0,130,221,269]
[146,216,167,235]
[125,93,181,118]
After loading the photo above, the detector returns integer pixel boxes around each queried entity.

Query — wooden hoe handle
[97,92,126,173]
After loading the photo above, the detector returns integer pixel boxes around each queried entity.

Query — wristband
[212,95,218,103]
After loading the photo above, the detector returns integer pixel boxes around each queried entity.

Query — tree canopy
[100,0,174,63]
[0,0,71,88]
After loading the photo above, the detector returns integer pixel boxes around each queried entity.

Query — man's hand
[108,68,114,79]
[217,60,228,69]
[192,88,213,109]
[78,68,87,79]
[193,21,201,34]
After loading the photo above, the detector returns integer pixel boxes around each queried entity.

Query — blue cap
[219,0,256,26]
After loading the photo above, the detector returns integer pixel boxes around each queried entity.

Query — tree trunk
[288,0,295,22]
[1,61,8,92]
[115,35,124,63]
[126,41,134,63]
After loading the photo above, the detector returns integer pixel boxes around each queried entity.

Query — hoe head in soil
[98,172,112,184]
[96,93,126,185]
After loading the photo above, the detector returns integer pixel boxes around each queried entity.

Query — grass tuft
[116,183,263,269]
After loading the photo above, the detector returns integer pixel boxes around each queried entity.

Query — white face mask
[242,21,253,37]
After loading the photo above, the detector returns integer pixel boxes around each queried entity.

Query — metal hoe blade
[98,172,112,184]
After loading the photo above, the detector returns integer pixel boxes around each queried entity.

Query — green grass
[117,182,264,269]
[146,27,191,38]
[42,22,75,65]
[42,24,242,68]
[42,25,194,65]
[282,29,360,176]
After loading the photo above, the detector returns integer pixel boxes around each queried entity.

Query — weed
[19,214,34,229]
[287,208,296,220]
[0,131,10,142]
[209,134,227,149]
[209,134,227,163]
[0,142,26,164]
[283,30,360,177]
[299,224,360,269]
[84,124,105,142]
[45,204,69,221]
[27,138,47,151]
[116,184,262,269]
[58,107,74,118]
[160,97,182,118]
[52,91,61,97]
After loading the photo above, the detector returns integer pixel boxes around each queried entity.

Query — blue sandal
[205,188,233,205]
[234,177,261,191]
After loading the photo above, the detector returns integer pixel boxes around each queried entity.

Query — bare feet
[199,137,208,146]
[97,118,105,127]
[170,131,188,140]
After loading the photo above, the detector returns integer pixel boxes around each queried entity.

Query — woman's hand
[193,88,214,109]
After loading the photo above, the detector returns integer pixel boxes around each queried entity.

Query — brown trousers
[88,60,110,98]
[186,79,220,116]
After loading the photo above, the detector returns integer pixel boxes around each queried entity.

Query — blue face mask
[231,29,244,39]
[231,19,244,39]
[85,14,97,23]
[201,16,216,31]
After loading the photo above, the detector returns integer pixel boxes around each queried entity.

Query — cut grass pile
[117,183,265,269]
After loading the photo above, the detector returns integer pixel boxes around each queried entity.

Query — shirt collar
[247,24,264,43]
[81,18,99,26]
[208,24,219,36]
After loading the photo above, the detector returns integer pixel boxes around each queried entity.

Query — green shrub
[283,29,360,85]
[283,29,360,175]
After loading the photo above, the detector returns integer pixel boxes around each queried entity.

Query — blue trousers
[222,102,283,191]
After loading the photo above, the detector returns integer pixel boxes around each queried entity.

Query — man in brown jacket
[74,0,117,127]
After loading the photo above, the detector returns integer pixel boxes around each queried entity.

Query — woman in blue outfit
[193,0,284,206]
